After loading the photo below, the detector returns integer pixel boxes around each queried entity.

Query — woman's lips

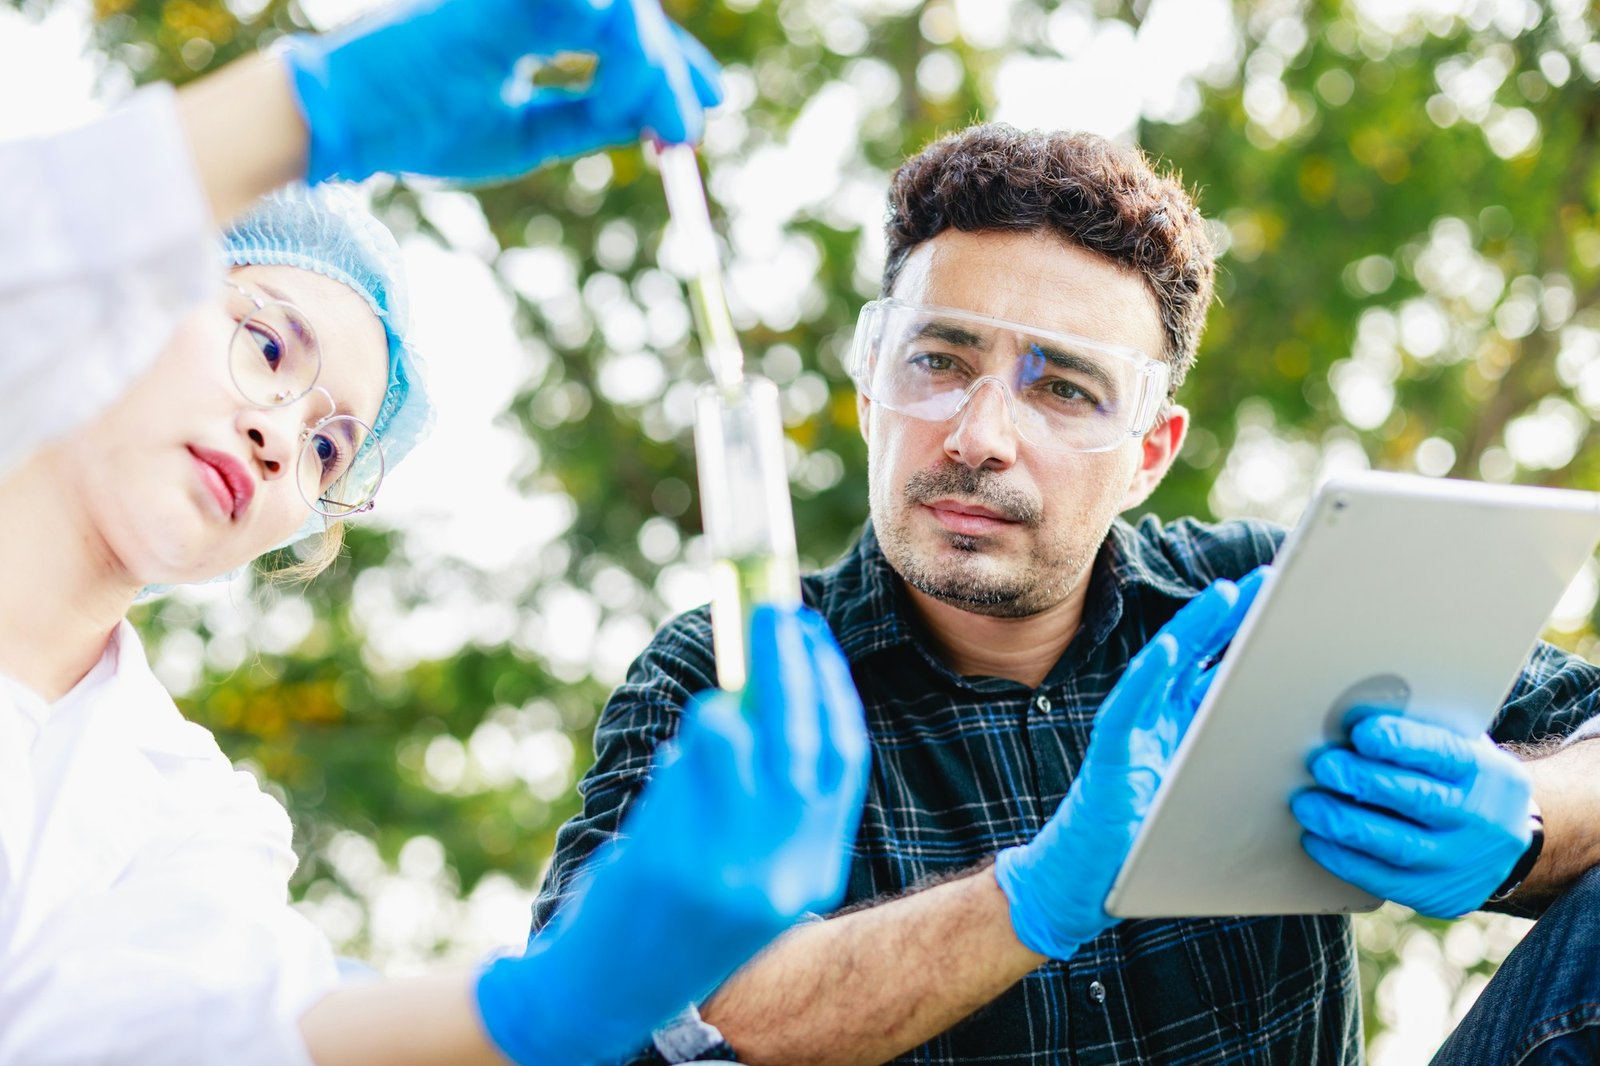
[923,500,1016,536]
[188,446,254,520]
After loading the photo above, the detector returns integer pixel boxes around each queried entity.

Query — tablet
[1105,470,1600,918]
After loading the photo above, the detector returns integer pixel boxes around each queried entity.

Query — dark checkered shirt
[532,516,1600,1065]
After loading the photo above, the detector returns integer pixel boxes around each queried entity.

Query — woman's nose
[238,387,328,482]
[238,407,298,481]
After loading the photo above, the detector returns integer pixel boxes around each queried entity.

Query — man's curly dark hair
[882,124,1215,393]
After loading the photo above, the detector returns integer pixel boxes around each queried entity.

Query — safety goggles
[225,282,385,517]
[847,298,1170,454]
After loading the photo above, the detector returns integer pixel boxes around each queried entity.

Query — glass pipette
[655,143,801,692]
[657,144,745,394]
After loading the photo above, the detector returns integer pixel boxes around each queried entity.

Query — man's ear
[856,391,871,443]
[1120,404,1188,512]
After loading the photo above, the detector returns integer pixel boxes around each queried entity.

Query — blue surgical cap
[222,183,433,476]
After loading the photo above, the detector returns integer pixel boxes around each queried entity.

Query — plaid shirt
[533,516,1600,1065]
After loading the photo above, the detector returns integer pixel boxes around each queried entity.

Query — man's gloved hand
[474,605,870,1066]
[1291,714,1535,918]
[994,568,1266,960]
[283,0,723,184]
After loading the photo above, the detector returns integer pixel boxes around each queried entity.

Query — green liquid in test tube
[656,143,802,692]
[695,380,802,693]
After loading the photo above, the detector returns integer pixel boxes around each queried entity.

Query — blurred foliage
[14,0,1600,1049]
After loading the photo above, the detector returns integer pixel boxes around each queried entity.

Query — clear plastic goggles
[847,299,1171,453]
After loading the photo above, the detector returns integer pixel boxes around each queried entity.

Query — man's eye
[910,352,957,372]
[1046,379,1099,406]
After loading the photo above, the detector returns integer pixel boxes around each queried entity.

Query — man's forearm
[702,867,1045,1066]
[1513,737,1600,904]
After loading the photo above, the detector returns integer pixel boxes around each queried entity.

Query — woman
[0,2,868,1063]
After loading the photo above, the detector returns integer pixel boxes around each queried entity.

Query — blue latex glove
[1291,713,1535,918]
[994,569,1266,960]
[283,0,724,184]
[474,605,869,1066]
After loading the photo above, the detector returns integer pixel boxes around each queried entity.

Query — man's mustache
[903,465,1042,526]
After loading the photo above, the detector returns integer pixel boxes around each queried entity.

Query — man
[532,124,1600,1065]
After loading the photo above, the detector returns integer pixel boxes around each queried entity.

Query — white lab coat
[0,82,216,481]
[0,87,338,1064]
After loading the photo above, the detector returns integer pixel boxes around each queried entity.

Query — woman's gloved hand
[283,0,723,184]
[994,569,1266,960]
[1292,714,1535,918]
[474,605,870,1066]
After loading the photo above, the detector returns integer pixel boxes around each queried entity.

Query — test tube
[694,377,802,693]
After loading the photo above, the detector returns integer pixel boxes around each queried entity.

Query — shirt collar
[1103,517,1211,603]
[810,522,921,664]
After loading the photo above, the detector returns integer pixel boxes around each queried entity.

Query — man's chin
[906,574,1043,618]
[878,514,1047,616]
[897,552,1041,618]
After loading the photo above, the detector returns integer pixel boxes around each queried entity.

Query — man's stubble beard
[874,462,1105,620]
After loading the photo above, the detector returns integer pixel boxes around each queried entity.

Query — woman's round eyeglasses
[226,282,386,518]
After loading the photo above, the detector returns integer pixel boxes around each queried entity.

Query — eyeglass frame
[846,297,1173,454]
[224,281,386,517]
[226,281,323,407]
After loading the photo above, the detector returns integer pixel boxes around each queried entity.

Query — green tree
[13,0,1598,1053]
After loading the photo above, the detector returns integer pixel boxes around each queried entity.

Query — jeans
[1431,865,1600,1065]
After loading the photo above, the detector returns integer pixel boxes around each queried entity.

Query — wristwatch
[1487,801,1545,904]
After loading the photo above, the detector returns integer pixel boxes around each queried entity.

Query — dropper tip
[710,363,745,397]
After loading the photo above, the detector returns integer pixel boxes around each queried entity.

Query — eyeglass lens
[229,292,322,409]
[297,415,385,517]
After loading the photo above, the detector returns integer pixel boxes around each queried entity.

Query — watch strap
[1488,807,1545,904]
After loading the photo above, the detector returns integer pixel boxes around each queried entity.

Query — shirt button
[1035,694,1052,713]
[1088,980,1107,1004]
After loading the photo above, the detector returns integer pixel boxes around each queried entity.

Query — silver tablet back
[1107,471,1600,918]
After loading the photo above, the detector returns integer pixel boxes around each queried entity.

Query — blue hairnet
[222,183,433,475]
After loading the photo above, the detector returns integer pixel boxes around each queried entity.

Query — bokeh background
[5,0,1598,1060]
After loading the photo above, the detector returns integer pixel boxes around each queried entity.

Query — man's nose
[943,377,1020,469]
